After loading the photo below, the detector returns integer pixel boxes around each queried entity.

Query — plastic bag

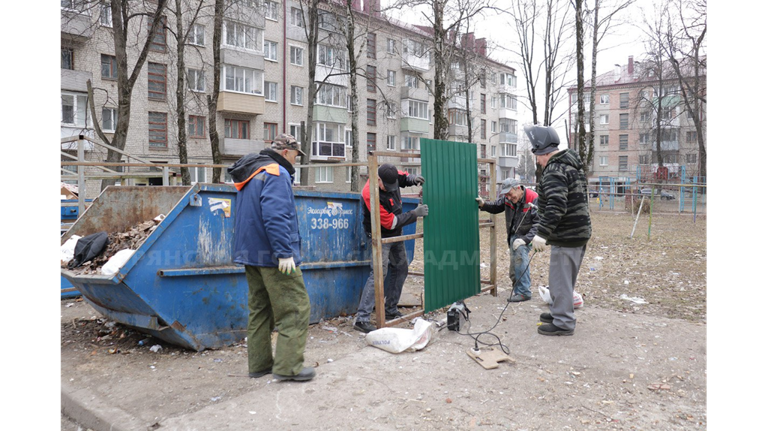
[101,249,135,276]
[538,285,585,308]
[61,235,82,264]
[365,318,437,354]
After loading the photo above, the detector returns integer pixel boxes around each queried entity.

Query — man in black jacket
[355,164,428,333]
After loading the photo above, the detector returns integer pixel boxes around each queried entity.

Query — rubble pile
[65,220,159,275]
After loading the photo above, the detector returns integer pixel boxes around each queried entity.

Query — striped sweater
[535,149,592,247]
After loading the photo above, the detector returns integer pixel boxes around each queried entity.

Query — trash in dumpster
[101,249,135,276]
[68,231,109,269]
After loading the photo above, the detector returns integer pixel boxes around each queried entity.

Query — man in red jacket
[355,164,428,333]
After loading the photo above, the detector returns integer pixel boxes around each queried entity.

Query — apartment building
[60,0,518,198]
[567,55,706,189]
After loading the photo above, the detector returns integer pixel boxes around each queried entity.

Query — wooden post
[77,135,85,217]
[368,154,386,328]
[489,160,497,297]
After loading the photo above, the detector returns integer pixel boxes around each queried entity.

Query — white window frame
[61,92,89,127]
[404,73,418,88]
[100,3,112,27]
[265,81,278,102]
[315,166,334,183]
[387,135,396,150]
[222,64,263,95]
[190,165,207,184]
[405,100,428,120]
[289,45,304,66]
[187,68,205,92]
[188,24,205,46]
[491,121,497,133]
[387,70,396,87]
[500,143,516,157]
[101,107,117,132]
[290,85,303,106]
[599,156,608,166]
[600,114,609,125]
[264,40,278,61]
[315,83,347,108]
[290,7,305,28]
[401,135,420,151]
[600,94,609,104]
[223,21,262,52]
[387,38,396,54]
[264,1,279,21]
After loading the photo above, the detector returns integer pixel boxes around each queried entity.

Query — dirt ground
[60,208,707,430]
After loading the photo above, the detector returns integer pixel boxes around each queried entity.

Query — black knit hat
[378,164,400,192]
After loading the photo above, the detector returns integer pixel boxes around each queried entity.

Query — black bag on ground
[68,231,109,269]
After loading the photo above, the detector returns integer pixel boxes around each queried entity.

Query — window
[480,69,486,89]
[148,112,168,148]
[480,119,486,139]
[148,62,167,100]
[188,115,205,138]
[491,145,496,157]
[599,114,609,125]
[619,134,628,150]
[386,101,396,119]
[315,166,334,183]
[387,38,396,54]
[366,99,376,126]
[404,73,418,88]
[62,48,74,70]
[663,154,678,164]
[501,143,517,157]
[318,10,338,31]
[686,131,697,142]
[187,68,205,92]
[499,118,517,133]
[315,84,347,108]
[291,86,303,105]
[480,144,487,158]
[223,65,263,94]
[101,54,117,79]
[289,124,302,141]
[318,44,347,70]
[640,111,650,122]
[619,113,628,129]
[599,135,608,146]
[366,65,376,92]
[225,119,250,139]
[387,135,396,150]
[189,165,207,184]
[312,123,345,159]
[264,122,277,142]
[188,24,205,46]
[406,100,429,120]
[367,133,376,152]
[500,94,516,110]
[264,1,279,20]
[345,129,353,147]
[448,109,467,126]
[619,156,628,171]
[491,121,497,133]
[639,155,650,164]
[100,3,112,27]
[639,133,649,144]
[265,82,278,102]
[600,94,609,104]
[480,94,486,114]
[401,136,419,150]
[686,153,697,164]
[290,7,305,27]
[290,46,304,66]
[264,40,278,61]
[620,92,629,109]
[387,70,396,86]
[224,21,262,51]
[367,32,376,59]
[61,92,88,127]
[491,96,497,109]
[102,108,117,132]
[599,156,608,166]
[148,16,167,52]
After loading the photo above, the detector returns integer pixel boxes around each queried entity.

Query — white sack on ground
[365,318,437,354]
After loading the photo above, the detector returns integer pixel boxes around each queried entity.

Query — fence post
[77,135,86,217]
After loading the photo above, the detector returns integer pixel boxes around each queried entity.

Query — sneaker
[386,310,404,320]
[273,367,316,382]
[354,320,377,333]
[507,293,532,303]
[248,367,272,378]
[537,323,574,336]
[539,313,554,324]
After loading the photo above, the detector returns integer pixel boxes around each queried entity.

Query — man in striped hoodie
[526,125,592,336]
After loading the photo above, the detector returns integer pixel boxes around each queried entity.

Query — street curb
[62,381,149,431]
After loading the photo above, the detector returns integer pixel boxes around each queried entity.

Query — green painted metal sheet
[421,139,481,313]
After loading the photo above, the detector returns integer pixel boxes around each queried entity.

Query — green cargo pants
[245,265,311,377]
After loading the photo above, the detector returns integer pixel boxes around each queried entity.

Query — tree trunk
[176,0,190,186]
[207,0,223,183]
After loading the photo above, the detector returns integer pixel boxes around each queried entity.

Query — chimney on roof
[476,38,487,57]
[628,56,634,76]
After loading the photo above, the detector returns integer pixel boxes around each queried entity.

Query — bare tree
[206,0,224,183]
[83,0,169,190]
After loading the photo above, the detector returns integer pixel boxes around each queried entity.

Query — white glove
[531,235,547,252]
[278,257,296,275]
[512,238,525,251]
[475,197,484,208]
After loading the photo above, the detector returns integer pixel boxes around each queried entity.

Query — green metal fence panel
[421,139,481,313]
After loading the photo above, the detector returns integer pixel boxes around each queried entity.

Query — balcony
[402,53,430,72]
[217,91,265,116]
[61,9,93,42]
[222,138,263,156]
[400,86,428,102]
[315,64,349,88]
[499,84,516,95]
[498,106,516,119]
[61,69,93,93]
[311,141,346,161]
[400,118,429,134]
[447,97,469,110]
[312,105,348,124]
[221,46,264,70]
[498,132,517,144]
[448,124,468,137]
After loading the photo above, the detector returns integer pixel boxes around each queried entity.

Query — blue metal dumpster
[61,184,417,351]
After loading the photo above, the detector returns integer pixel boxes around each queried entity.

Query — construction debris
[65,219,161,275]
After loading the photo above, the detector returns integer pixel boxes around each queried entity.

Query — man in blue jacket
[228,134,315,382]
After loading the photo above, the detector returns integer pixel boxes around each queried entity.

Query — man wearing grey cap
[476,178,539,302]
[228,133,316,381]
[525,124,591,337]
[354,163,428,333]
